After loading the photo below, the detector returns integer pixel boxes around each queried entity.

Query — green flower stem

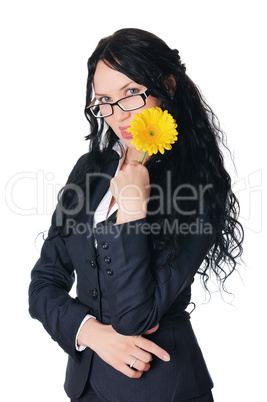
[139,151,147,164]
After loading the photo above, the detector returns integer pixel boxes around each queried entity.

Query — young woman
[29,28,243,401]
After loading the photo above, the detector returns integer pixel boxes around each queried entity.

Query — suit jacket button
[102,242,109,250]
[89,259,96,268]
[106,269,113,276]
[92,288,98,299]
[104,256,111,264]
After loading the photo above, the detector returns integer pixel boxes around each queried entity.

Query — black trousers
[71,382,214,402]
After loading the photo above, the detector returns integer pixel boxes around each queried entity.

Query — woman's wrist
[77,317,101,349]
[76,315,96,351]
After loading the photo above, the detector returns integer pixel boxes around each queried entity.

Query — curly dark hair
[62,28,243,291]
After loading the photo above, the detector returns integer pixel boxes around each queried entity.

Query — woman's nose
[113,105,131,121]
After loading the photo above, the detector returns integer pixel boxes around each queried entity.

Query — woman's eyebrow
[95,81,137,97]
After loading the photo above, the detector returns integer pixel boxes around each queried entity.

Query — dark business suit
[29,152,214,401]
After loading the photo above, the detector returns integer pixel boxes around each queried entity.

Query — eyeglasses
[86,89,150,118]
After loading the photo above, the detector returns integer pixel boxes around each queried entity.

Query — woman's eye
[126,88,139,96]
[99,96,111,103]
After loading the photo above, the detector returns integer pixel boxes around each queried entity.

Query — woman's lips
[119,126,133,139]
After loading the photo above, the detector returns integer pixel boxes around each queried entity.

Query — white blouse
[93,162,120,229]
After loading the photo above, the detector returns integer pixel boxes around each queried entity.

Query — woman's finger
[134,335,170,362]
[143,323,159,335]
[129,347,152,364]
[119,363,144,379]
[127,356,151,372]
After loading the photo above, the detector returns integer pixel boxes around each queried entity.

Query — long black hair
[66,28,244,291]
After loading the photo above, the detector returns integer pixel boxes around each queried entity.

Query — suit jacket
[29,152,213,401]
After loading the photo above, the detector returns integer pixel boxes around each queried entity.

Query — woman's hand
[77,319,170,378]
[110,161,150,224]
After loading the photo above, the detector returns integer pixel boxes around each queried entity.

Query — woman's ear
[163,75,176,97]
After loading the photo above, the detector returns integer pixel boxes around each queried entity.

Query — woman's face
[93,60,161,149]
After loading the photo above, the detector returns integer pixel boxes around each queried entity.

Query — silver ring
[130,357,138,368]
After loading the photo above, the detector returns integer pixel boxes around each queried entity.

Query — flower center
[148,125,159,137]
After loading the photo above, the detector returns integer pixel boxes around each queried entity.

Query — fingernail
[163,354,170,361]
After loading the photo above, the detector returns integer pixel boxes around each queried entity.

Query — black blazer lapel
[80,152,120,255]
[87,152,120,223]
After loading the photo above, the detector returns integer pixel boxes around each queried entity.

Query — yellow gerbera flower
[130,107,178,157]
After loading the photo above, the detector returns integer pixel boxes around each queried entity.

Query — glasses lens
[90,104,113,117]
[119,94,145,111]
[88,93,147,118]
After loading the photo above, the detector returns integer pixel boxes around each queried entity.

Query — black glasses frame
[86,89,150,118]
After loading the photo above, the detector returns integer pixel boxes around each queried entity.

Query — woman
[29,28,243,401]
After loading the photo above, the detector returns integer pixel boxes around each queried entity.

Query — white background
[1,1,266,401]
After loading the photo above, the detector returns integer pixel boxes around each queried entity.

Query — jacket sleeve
[28,154,92,362]
[28,211,92,362]
[93,210,213,336]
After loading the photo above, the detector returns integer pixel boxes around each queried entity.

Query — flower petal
[129,107,178,156]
